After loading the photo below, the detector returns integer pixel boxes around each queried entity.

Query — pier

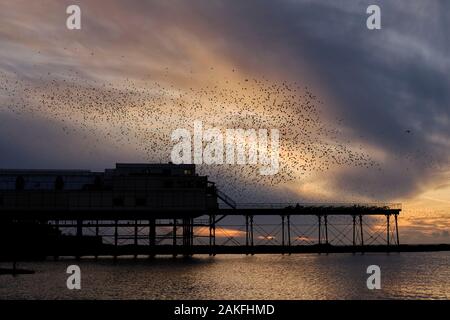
[0,163,402,259]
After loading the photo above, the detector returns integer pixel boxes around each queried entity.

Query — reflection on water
[0,252,449,299]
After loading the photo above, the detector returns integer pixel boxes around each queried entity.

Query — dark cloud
[1,0,449,203]
[211,0,450,199]
[137,0,449,199]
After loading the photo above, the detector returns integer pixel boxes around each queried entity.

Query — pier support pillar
[352,215,356,247]
[395,214,400,246]
[182,218,193,257]
[318,215,322,246]
[182,219,187,255]
[212,215,216,255]
[173,219,177,257]
[386,214,390,248]
[359,215,364,248]
[95,219,99,259]
[134,219,138,259]
[76,219,83,238]
[250,215,254,255]
[209,214,216,256]
[191,218,194,253]
[76,219,82,260]
[149,219,156,258]
[281,215,285,254]
[54,220,59,261]
[114,220,118,260]
[287,215,291,255]
[245,215,249,255]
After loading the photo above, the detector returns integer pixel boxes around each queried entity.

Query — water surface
[0,252,448,299]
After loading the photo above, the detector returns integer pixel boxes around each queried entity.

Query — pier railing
[219,202,402,210]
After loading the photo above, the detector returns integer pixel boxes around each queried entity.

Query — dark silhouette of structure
[0,163,402,260]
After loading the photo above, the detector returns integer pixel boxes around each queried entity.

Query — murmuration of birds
[0,69,383,197]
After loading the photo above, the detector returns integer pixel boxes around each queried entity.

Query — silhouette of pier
[0,163,402,260]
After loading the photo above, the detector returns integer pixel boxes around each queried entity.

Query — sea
[0,252,449,300]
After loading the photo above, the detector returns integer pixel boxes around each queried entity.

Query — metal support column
[386,214,390,247]
[54,220,59,261]
[352,215,356,247]
[76,219,83,238]
[190,218,194,256]
[245,215,249,255]
[173,219,177,257]
[359,215,364,247]
[134,219,138,258]
[281,215,285,254]
[212,215,216,255]
[395,214,400,246]
[182,218,191,257]
[149,219,156,258]
[287,215,291,254]
[95,219,99,259]
[76,219,82,260]
[250,215,254,255]
[324,215,329,245]
[182,218,187,254]
[114,219,118,260]
[209,214,216,256]
[318,215,322,245]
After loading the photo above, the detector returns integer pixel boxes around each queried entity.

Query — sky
[0,0,449,244]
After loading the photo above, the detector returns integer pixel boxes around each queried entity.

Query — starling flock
[0,67,383,198]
